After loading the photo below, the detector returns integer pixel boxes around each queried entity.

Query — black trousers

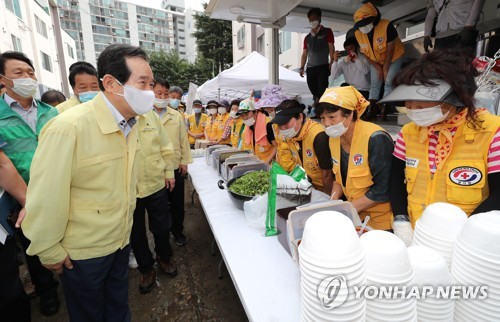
[18,229,59,298]
[306,64,330,102]
[130,188,172,274]
[435,33,476,51]
[0,237,30,322]
[60,245,131,322]
[168,169,185,237]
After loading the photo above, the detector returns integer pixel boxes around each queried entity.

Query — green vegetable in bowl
[228,171,270,196]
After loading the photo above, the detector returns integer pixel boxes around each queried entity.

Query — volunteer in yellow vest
[187,99,207,149]
[317,86,394,230]
[204,100,220,143]
[237,98,277,163]
[380,49,500,246]
[56,61,99,113]
[255,84,287,144]
[353,2,404,103]
[131,110,176,294]
[211,100,232,145]
[154,80,192,246]
[271,99,333,193]
[229,99,249,150]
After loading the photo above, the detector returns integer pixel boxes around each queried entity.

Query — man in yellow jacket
[187,99,207,149]
[22,44,156,322]
[131,110,177,294]
[56,61,99,113]
[153,79,193,246]
[272,100,334,193]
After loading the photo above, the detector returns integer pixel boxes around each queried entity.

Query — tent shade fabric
[197,51,311,102]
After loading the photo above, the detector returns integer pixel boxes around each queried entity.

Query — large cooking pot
[217,177,254,210]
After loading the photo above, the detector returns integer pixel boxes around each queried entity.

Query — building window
[257,35,265,55]
[35,15,48,38]
[279,31,291,53]
[5,0,22,19]
[11,35,22,52]
[237,27,245,49]
[40,51,52,72]
[67,44,74,58]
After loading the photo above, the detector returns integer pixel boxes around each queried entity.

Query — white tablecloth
[189,157,301,322]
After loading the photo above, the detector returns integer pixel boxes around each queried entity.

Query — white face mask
[325,118,349,138]
[230,111,238,119]
[2,76,38,98]
[114,79,155,115]
[218,107,227,115]
[406,104,449,127]
[243,117,255,126]
[193,107,202,114]
[310,20,319,29]
[154,98,169,109]
[359,23,373,34]
[281,119,299,138]
[209,108,217,115]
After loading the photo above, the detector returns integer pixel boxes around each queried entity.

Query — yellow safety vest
[206,115,218,141]
[187,113,208,144]
[231,118,251,150]
[402,111,500,227]
[277,119,325,190]
[329,120,393,230]
[215,113,231,145]
[355,19,405,65]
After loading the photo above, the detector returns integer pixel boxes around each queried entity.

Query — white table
[189,157,301,322]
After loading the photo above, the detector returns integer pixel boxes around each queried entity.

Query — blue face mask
[169,98,180,109]
[78,91,98,103]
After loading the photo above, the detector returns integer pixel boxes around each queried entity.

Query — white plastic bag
[243,193,268,229]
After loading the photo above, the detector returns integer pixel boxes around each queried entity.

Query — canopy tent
[196,51,311,102]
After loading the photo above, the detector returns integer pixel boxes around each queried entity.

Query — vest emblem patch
[306,149,313,157]
[449,167,482,186]
[353,154,363,166]
[376,37,384,44]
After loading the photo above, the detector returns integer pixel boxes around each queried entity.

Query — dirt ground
[30,179,248,321]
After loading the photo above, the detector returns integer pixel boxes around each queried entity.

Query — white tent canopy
[196,51,311,102]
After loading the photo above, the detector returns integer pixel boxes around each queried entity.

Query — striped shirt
[394,127,500,174]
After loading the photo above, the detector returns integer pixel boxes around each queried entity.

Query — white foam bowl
[456,211,500,260]
[453,240,500,271]
[417,202,468,238]
[414,221,457,244]
[407,246,452,286]
[298,244,365,269]
[360,230,414,282]
[300,211,361,259]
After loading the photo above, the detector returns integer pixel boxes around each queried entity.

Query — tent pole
[269,28,279,85]
[218,88,220,101]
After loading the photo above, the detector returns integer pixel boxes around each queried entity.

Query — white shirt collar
[4,93,37,109]
[100,92,136,136]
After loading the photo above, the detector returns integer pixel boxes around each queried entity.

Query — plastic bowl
[417,202,467,238]
[298,243,365,269]
[407,246,452,286]
[300,211,362,258]
[360,230,413,282]
[456,211,500,259]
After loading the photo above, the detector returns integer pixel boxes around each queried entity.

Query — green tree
[149,50,212,91]
[192,3,233,74]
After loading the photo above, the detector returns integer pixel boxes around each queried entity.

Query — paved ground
[30,179,248,321]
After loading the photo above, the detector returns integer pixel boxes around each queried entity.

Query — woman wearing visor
[316,86,394,230]
[380,50,500,244]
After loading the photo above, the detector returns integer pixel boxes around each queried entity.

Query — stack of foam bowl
[360,230,417,322]
[451,211,500,321]
[411,202,468,269]
[407,246,454,321]
[298,211,366,322]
